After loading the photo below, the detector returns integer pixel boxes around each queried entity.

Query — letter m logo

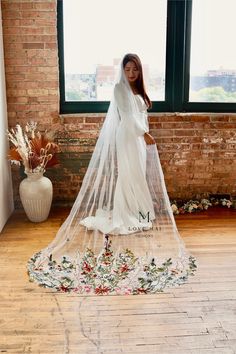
[139,211,150,222]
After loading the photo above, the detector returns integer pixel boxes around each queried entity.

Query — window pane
[63,0,167,102]
[189,0,236,103]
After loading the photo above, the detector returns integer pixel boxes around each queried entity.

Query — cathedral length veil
[28,57,197,295]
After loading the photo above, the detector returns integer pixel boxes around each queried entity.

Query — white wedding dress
[80,85,155,234]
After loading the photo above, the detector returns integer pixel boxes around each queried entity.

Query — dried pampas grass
[7,122,60,173]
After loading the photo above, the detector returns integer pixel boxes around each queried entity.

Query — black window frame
[57,0,236,114]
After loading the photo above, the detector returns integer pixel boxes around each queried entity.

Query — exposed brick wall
[1,0,236,208]
[55,113,236,206]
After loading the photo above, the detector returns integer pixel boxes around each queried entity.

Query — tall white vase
[19,171,53,222]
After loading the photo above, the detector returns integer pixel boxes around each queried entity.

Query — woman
[28,54,196,295]
[80,54,156,234]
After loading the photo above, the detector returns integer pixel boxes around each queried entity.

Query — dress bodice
[114,83,149,135]
[134,94,148,113]
[134,94,149,133]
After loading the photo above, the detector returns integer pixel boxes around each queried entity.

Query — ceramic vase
[19,171,53,222]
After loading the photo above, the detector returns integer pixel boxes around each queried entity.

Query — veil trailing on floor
[28,57,197,295]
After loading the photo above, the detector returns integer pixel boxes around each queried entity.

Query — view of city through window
[63,0,236,104]
[64,58,166,102]
[63,0,167,102]
[189,0,236,102]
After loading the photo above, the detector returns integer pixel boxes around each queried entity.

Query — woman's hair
[122,53,152,109]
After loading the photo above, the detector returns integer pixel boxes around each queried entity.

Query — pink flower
[84,285,91,293]
[120,264,129,273]
[59,285,70,292]
[104,251,112,257]
[95,285,110,294]
[82,261,93,273]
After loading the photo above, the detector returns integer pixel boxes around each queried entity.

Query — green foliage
[66,90,87,101]
[191,86,236,103]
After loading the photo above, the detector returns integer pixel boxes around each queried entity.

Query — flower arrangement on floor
[7,121,60,173]
[171,197,233,215]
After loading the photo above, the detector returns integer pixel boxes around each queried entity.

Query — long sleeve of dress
[114,83,149,137]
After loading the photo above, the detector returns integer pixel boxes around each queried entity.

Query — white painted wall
[0,5,14,233]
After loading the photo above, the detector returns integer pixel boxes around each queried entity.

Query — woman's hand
[144,132,155,145]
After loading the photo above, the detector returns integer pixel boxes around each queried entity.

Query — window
[189,0,236,103]
[57,0,236,113]
[63,0,167,103]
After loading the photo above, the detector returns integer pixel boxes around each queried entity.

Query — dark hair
[122,53,152,109]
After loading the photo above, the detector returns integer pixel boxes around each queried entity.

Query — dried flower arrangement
[7,121,60,173]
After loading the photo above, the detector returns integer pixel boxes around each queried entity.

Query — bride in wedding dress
[28,54,196,295]
[80,55,155,234]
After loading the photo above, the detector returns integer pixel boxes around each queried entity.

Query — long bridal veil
[28,57,196,295]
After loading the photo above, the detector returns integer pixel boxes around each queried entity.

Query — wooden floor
[0,207,236,354]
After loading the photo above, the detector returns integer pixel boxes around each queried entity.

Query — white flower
[171,204,178,212]
[61,278,71,287]
[171,204,179,214]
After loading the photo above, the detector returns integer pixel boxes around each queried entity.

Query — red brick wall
[1,0,236,207]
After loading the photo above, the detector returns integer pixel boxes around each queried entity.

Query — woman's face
[124,61,140,84]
